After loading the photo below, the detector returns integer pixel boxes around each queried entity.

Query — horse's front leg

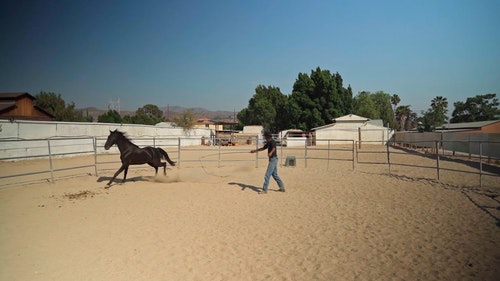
[107,164,127,186]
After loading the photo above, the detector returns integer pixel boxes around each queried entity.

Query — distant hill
[77,106,238,123]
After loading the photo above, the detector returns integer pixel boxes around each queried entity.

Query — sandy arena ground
[1,145,499,280]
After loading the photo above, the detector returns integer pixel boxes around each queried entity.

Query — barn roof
[437,120,500,130]
[0,92,54,119]
[0,92,35,100]
[0,101,16,112]
[311,115,386,131]
[333,114,370,122]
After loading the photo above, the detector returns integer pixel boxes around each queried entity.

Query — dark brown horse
[104,130,175,186]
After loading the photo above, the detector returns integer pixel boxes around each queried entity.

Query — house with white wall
[312,114,393,145]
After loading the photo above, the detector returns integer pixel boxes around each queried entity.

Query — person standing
[250,132,285,194]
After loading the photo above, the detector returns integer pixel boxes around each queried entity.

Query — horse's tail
[158,148,176,166]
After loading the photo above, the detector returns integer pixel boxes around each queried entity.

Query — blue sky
[1,0,499,115]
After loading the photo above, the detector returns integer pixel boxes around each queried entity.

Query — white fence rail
[1,135,499,189]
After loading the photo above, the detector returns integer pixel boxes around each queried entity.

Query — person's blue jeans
[263,157,284,191]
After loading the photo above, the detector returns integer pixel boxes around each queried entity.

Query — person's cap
[263,131,272,137]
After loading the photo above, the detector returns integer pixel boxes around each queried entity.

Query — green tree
[395,105,417,131]
[35,91,89,122]
[353,91,378,119]
[450,93,500,123]
[123,104,164,125]
[173,109,196,132]
[98,110,122,123]
[121,114,133,124]
[430,96,448,126]
[137,104,163,119]
[288,67,352,130]
[283,98,305,131]
[390,94,400,129]
[418,109,437,132]
[372,91,394,127]
[288,72,318,130]
[417,96,449,131]
[352,91,395,128]
[237,85,286,132]
[238,67,353,131]
[75,109,93,122]
[336,75,354,116]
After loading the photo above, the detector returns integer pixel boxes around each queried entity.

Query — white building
[278,129,307,147]
[242,125,263,135]
[312,114,393,145]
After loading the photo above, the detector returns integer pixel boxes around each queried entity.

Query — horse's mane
[114,130,139,148]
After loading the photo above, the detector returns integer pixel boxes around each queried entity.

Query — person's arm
[250,146,265,153]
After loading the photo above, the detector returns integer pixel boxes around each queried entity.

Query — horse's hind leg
[148,163,159,176]
[161,162,167,175]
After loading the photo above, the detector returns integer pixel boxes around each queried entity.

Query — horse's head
[104,129,121,150]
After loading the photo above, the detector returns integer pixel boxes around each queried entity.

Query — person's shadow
[228,182,261,193]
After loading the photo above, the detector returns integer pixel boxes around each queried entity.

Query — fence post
[355,141,358,163]
[351,140,355,170]
[435,141,440,180]
[440,133,445,156]
[218,141,221,168]
[255,137,259,168]
[48,139,54,183]
[305,140,308,168]
[479,142,483,189]
[279,138,283,166]
[358,127,362,149]
[177,137,181,168]
[93,137,98,176]
[387,138,391,175]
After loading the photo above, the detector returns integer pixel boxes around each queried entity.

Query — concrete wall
[442,133,500,158]
[0,119,211,160]
[0,119,210,139]
[394,131,500,158]
[394,132,441,148]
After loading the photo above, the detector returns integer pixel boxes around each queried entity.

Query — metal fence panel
[1,136,499,189]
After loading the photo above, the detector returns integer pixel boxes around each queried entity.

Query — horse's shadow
[228,182,261,193]
[97,176,148,186]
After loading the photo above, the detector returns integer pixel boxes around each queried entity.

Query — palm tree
[430,96,448,126]
[395,105,411,131]
[390,94,401,129]
[431,96,448,113]
[391,94,400,111]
